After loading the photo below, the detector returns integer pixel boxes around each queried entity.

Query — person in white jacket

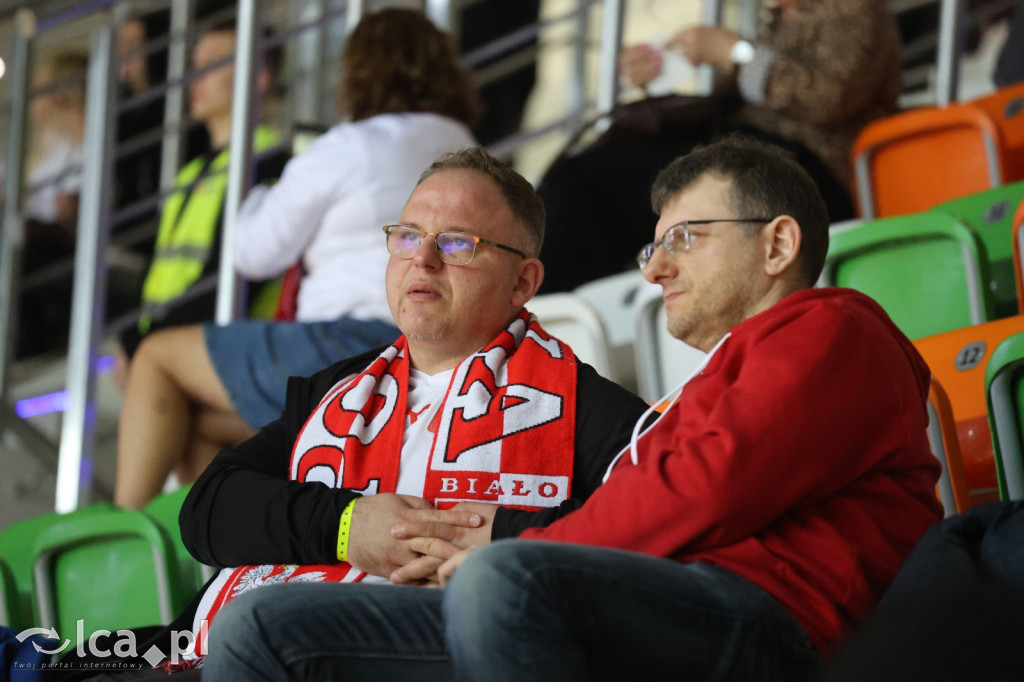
[115,8,480,510]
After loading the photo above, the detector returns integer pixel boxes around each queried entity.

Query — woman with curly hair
[115,8,479,510]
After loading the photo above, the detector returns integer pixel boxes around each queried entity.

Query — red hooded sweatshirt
[520,287,943,655]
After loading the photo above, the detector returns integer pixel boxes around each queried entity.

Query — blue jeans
[204,317,400,428]
[203,582,451,681]
[445,541,822,681]
[203,542,822,681]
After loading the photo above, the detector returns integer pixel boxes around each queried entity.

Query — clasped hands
[620,25,743,90]
[345,493,490,588]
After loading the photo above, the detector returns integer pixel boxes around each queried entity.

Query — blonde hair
[27,50,89,172]
[38,51,89,109]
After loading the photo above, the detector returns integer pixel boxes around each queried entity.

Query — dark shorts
[204,317,400,428]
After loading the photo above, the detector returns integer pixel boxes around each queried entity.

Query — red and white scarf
[190,311,577,657]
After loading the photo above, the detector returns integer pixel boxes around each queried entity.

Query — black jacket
[181,346,650,568]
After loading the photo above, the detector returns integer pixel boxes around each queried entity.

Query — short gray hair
[419,147,545,257]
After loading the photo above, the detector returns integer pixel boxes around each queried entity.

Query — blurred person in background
[114,8,479,510]
[113,8,212,226]
[13,51,88,357]
[995,0,1024,87]
[458,0,541,147]
[113,11,167,227]
[23,51,88,230]
[114,19,287,370]
[536,0,901,293]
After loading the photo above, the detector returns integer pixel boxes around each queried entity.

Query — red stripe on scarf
[193,311,577,656]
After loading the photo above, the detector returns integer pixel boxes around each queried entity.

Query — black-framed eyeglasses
[636,218,774,270]
[383,224,527,266]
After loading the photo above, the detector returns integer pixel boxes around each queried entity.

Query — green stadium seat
[934,181,1024,318]
[985,330,1024,500]
[0,556,18,629]
[144,485,210,599]
[0,511,69,631]
[28,504,185,653]
[821,212,994,340]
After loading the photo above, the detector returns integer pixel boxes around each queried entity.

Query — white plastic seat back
[633,286,706,403]
[527,293,616,382]
[575,270,651,392]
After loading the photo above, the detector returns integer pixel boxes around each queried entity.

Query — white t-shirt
[24,131,83,224]
[395,368,453,496]
[359,366,452,586]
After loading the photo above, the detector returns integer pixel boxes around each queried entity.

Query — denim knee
[205,584,296,664]
[207,592,262,654]
[444,541,550,641]
[447,541,527,597]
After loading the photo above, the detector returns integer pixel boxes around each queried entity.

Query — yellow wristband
[336,498,357,562]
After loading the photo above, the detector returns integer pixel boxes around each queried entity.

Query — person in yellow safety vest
[117,19,287,363]
[135,126,281,333]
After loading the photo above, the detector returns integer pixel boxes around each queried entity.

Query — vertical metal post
[568,0,589,129]
[291,0,326,125]
[56,16,119,513]
[160,0,191,193]
[737,0,760,39]
[696,0,725,95]
[346,0,365,33]
[595,0,625,129]
[322,0,348,122]
[425,0,459,36]
[0,10,35,409]
[935,0,964,106]
[215,0,261,324]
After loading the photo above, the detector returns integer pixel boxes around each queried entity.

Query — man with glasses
[171,147,648,668]
[203,135,944,682]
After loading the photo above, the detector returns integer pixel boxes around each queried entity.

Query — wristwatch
[729,40,756,65]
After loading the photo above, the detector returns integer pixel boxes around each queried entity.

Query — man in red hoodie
[202,135,943,681]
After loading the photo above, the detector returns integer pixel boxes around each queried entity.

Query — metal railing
[0,0,637,512]
[56,7,119,512]
[936,0,965,105]
[0,0,981,512]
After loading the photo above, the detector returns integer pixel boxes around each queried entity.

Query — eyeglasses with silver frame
[636,218,775,270]
[383,224,527,266]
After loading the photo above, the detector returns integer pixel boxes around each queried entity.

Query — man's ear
[763,215,801,278]
[511,258,545,307]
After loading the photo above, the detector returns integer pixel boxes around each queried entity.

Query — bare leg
[114,325,254,510]
[112,344,130,393]
[174,408,253,483]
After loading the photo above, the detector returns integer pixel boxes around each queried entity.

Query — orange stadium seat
[1011,198,1024,309]
[914,316,1024,510]
[852,103,1004,219]
[927,375,971,516]
[968,82,1024,184]
[821,212,994,340]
